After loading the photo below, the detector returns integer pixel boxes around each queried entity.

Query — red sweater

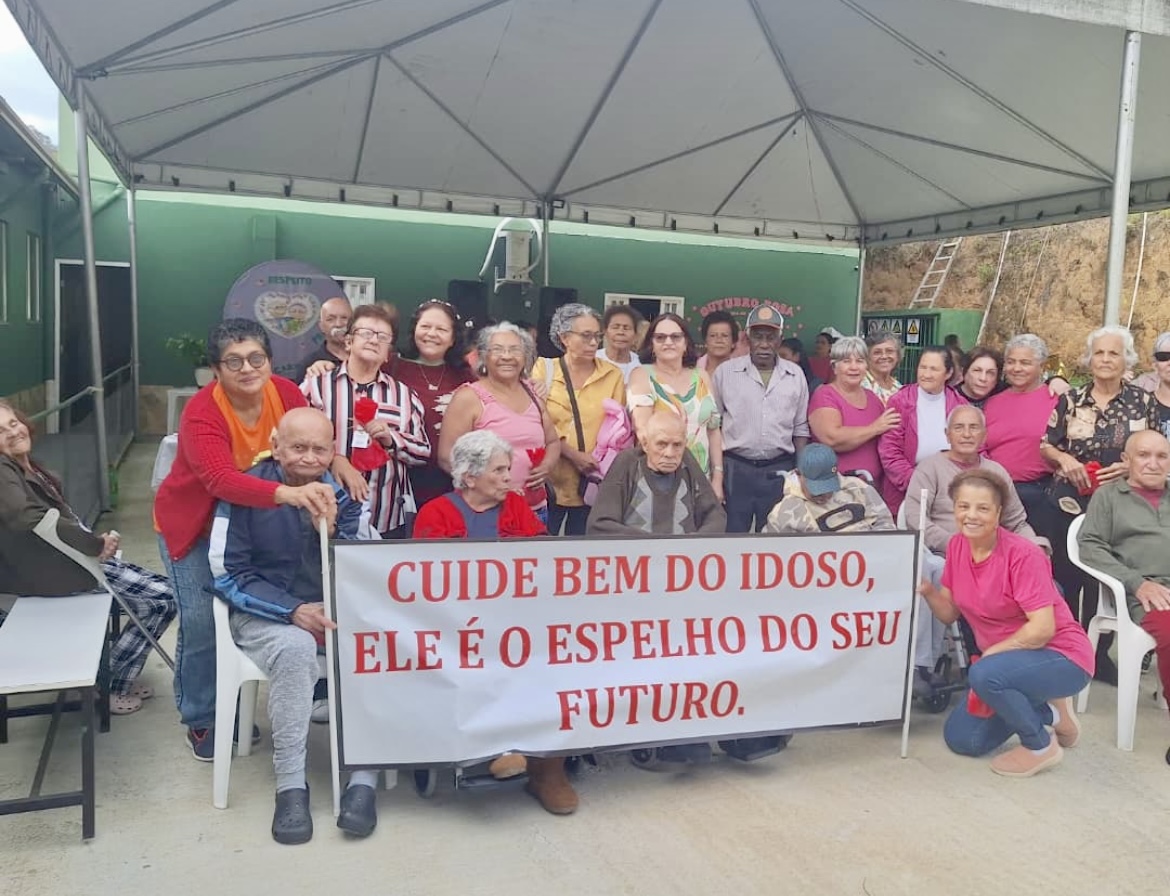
[155,376,307,559]
[413,491,546,539]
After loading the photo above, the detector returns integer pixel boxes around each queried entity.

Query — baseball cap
[819,326,846,340]
[798,444,841,497]
[745,305,784,330]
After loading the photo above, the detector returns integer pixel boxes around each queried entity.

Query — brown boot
[524,757,579,815]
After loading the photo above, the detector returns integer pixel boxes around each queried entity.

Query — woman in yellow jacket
[533,303,626,535]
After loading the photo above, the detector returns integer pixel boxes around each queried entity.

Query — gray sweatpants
[917,551,947,669]
[229,610,318,777]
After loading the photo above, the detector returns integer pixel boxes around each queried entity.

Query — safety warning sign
[906,319,921,345]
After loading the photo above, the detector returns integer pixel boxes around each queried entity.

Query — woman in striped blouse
[302,304,431,537]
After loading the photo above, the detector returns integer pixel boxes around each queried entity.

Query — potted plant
[165,334,214,386]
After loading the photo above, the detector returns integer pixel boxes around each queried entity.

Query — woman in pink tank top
[439,323,560,519]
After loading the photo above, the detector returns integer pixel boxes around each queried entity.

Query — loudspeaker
[536,287,579,357]
[447,279,490,332]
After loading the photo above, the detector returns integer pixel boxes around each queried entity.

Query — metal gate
[861,313,938,384]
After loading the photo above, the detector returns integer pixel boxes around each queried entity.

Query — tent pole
[127,187,141,431]
[74,89,112,511]
[854,240,866,336]
[542,200,551,287]
[1104,30,1141,327]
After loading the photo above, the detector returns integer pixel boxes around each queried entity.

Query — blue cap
[797,444,841,496]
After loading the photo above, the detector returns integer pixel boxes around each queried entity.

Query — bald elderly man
[587,410,726,535]
[210,408,377,844]
[293,295,352,383]
[1078,429,1170,764]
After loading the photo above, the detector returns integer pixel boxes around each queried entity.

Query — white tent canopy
[7,0,1170,245]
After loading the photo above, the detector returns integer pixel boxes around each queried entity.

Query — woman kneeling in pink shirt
[918,469,1094,777]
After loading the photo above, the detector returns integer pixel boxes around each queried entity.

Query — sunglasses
[218,352,269,372]
[1156,351,1170,362]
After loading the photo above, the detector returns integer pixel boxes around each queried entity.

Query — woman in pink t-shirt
[983,334,1063,528]
[918,469,1093,778]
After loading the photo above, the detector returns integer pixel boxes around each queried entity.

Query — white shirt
[915,388,950,464]
[597,348,641,383]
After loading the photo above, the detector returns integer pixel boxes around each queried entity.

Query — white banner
[330,533,918,767]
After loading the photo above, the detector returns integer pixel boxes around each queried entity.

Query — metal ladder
[908,237,962,308]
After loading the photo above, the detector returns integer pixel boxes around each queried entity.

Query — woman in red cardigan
[155,319,337,760]
[413,431,582,816]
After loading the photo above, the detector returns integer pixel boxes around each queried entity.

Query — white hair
[450,430,513,489]
[829,336,868,364]
[548,303,601,352]
[1081,325,1138,369]
[1003,333,1049,365]
[946,404,985,427]
[475,322,536,372]
[1154,331,1170,354]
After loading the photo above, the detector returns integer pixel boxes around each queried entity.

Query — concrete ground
[2,442,1167,895]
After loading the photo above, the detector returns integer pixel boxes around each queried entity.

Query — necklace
[417,362,447,392]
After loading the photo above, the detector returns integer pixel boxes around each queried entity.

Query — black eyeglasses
[1155,351,1170,362]
[218,352,269,372]
[351,326,395,344]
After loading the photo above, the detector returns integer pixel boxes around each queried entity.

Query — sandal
[109,694,143,715]
[127,682,155,700]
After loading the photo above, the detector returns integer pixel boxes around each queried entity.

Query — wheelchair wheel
[920,691,951,714]
[629,748,657,769]
[412,768,438,798]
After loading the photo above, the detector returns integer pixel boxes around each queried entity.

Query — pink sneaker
[1049,697,1080,748]
[990,740,1063,777]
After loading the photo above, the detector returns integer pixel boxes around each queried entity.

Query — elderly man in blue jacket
[209,407,375,845]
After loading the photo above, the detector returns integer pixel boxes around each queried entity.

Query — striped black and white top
[302,364,430,534]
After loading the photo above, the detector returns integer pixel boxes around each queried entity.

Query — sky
[0,5,60,141]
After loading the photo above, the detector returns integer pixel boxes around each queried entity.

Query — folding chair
[33,509,175,671]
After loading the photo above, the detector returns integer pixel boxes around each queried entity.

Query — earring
[477,363,488,377]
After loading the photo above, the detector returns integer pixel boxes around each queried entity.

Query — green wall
[120,195,860,387]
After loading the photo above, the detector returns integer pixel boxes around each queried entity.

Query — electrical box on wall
[333,275,376,306]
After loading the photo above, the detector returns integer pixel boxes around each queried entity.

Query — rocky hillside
[863,213,1170,375]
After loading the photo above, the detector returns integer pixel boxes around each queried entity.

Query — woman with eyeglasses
[156,318,338,758]
[439,323,561,525]
[302,304,431,539]
[531,304,626,536]
[1148,332,1170,439]
[628,313,724,498]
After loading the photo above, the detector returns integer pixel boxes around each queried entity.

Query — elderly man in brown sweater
[1078,429,1170,764]
[587,410,725,536]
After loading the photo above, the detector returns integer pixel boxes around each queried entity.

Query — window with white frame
[26,232,42,322]
[333,275,376,307]
[0,220,7,323]
[603,292,685,318]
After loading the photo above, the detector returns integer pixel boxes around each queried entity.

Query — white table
[165,387,199,434]
[0,592,113,839]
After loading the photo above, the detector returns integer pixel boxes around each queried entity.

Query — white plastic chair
[211,596,269,809]
[1067,514,1160,751]
[33,509,174,670]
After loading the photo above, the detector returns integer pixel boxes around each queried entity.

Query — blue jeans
[548,503,590,536]
[158,535,217,730]
[944,648,1089,754]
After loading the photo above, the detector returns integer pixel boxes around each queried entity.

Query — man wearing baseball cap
[711,304,809,532]
[764,443,893,534]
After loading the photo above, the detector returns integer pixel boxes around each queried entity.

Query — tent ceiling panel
[140,58,380,184]
[823,117,1109,214]
[716,120,872,230]
[94,0,487,74]
[353,62,536,198]
[562,119,801,218]
[557,0,801,196]
[10,0,1170,245]
[391,0,647,195]
[757,0,1112,179]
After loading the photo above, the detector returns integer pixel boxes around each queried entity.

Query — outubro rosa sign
[329,532,918,768]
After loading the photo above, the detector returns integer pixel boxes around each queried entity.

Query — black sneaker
[272,788,313,845]
[187,727,214,762]
[655,743,712,764]
[719,735,790,762]
[232,721,262,746]
[337,784,377,837]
